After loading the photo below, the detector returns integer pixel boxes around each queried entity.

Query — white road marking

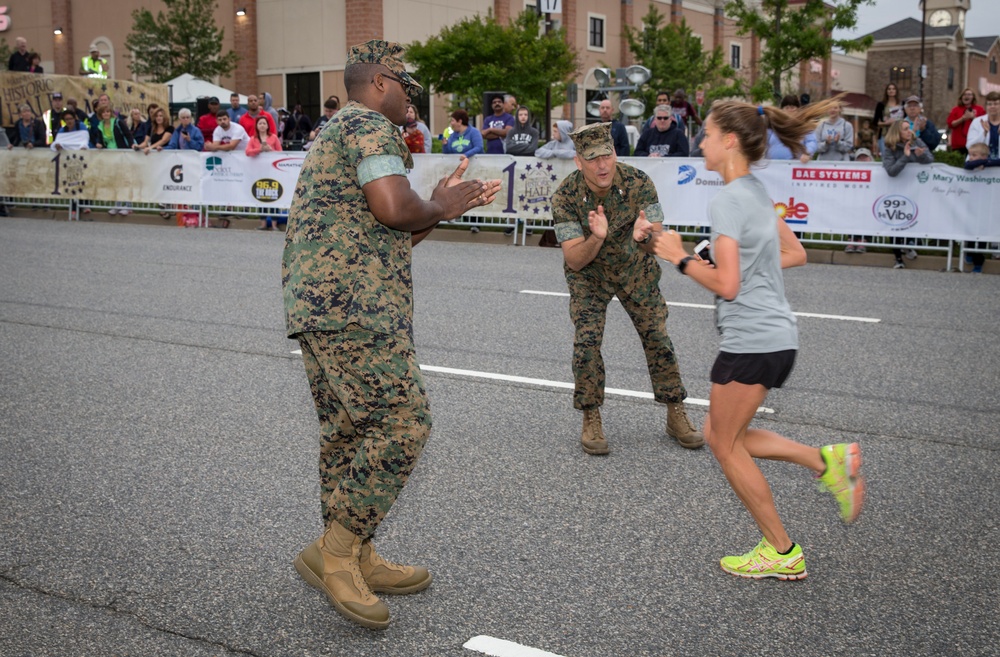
[288,356,774,413]
[464,635,567,657]
[519,290,881,323]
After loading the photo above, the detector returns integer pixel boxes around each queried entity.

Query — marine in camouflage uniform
[552,122,704,455]
[282,39,497,630]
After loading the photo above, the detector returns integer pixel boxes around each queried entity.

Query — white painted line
[292,359,775,414]
[419,364,773,414]
[464,635,566,657]
[291,349,302,355]
[520,290,881,323]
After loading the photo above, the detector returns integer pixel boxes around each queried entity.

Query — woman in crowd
[144,107,174,153]
[813,101,854,161]
[406,104,432,154]
[89,105,135,215]
[441,109,483,157]
[27,52,43,73]
[946,89,986,157]
[246,115,284,230]
[403,119,425,154]
[873,82,904,152]
[128,108,150,150]
[881,119,933,269]
[633,98,864,581]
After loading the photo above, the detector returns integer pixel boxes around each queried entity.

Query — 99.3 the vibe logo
[872,194,918,230]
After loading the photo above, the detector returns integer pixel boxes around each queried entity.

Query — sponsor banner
[199,152,306,207]
[1,72,169,128]
[1,150,998,241]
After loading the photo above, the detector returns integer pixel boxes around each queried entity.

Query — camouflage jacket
[282,101,415,339]
[551,162,665,291]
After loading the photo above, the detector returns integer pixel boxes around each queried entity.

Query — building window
[948,67,955,90]
[589,15,605,51]
[991,57,998,75]
[889,66,912,93]
[730,43,742,70]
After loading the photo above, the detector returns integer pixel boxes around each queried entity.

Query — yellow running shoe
[818,443,865,523]
[720,538,807,580]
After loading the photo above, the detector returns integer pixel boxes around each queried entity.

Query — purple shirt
[484,112,514,154]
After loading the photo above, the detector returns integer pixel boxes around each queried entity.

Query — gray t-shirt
[710,174,798,354]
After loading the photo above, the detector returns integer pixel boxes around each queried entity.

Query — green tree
[623,6,741,115]
[124,0,239,83]
[0,38,11,71]
[405,10,579,122]
[726,0,874,102]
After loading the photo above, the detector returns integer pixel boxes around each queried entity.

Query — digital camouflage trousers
[297,329,431,539]
[568,276,687,410]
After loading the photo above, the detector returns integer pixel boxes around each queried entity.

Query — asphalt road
[1,217,998,657]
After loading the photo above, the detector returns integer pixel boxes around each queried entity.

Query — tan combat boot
[293,523,391,630]
[667,401,705,449]
[359,540,432,595]
[581,408,609,455]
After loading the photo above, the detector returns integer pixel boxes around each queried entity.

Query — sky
[835,0,1000,40]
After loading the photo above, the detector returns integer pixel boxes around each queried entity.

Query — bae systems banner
[0,150,997,241]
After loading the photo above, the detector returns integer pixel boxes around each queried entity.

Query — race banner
[1,149,998,241]
[199,151,306,208]
[1,72,169,127]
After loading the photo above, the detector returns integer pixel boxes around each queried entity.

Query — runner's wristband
[677,255,695,275]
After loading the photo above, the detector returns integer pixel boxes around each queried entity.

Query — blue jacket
[443,126,483,157]
[164,123,205,151]
[767,129,818,160]
[909,117,941,151]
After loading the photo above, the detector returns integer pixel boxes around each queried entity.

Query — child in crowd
[856,119,876,155]
[964,142,993,170]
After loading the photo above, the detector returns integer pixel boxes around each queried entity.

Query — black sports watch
[677,255,696,275]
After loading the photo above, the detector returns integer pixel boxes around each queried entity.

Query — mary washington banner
[1,150,997,241]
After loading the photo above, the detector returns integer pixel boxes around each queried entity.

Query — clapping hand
[588,205,609,241]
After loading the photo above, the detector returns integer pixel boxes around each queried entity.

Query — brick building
[864,0,1000,131]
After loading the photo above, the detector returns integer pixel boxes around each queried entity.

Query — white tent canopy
[163,73,247,104]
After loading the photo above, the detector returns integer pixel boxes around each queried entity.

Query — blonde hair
[968,142,989,158]
[883,120,909,151]
[708,95,845,163]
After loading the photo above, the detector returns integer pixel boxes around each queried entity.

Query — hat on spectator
[904,95,921,105]
[208,96,219,104]
[346,39,423,96]
[89,43,100,53]
[854,147,873,160]
[52,92,63,99]
[569,122,614,160]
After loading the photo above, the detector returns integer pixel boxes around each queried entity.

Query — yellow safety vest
[81,55,107,79]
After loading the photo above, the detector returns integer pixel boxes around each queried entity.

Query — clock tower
[924,0,969,31]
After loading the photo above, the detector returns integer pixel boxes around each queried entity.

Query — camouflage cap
[346,39,423,95]
[570,122,614,160]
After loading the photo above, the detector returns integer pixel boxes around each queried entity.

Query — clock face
[929,10,952,27]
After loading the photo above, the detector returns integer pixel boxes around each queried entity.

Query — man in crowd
[598,99,631,156]
[550,122,703,455]
[8,37,31,72]
[46,92,68,142]
[669,88,702,135]
[903,95,942,151]
[197,97,221,144]
[504,94,518,116]
[481,94,514,154]
[634,105,689,157]
[80,44,108,78]
[305,98,339,148]
[204,111,248,152]
[643,90,671,131]
[282,39,500,630]
[227,93,247,123]
[238,94,277,138]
